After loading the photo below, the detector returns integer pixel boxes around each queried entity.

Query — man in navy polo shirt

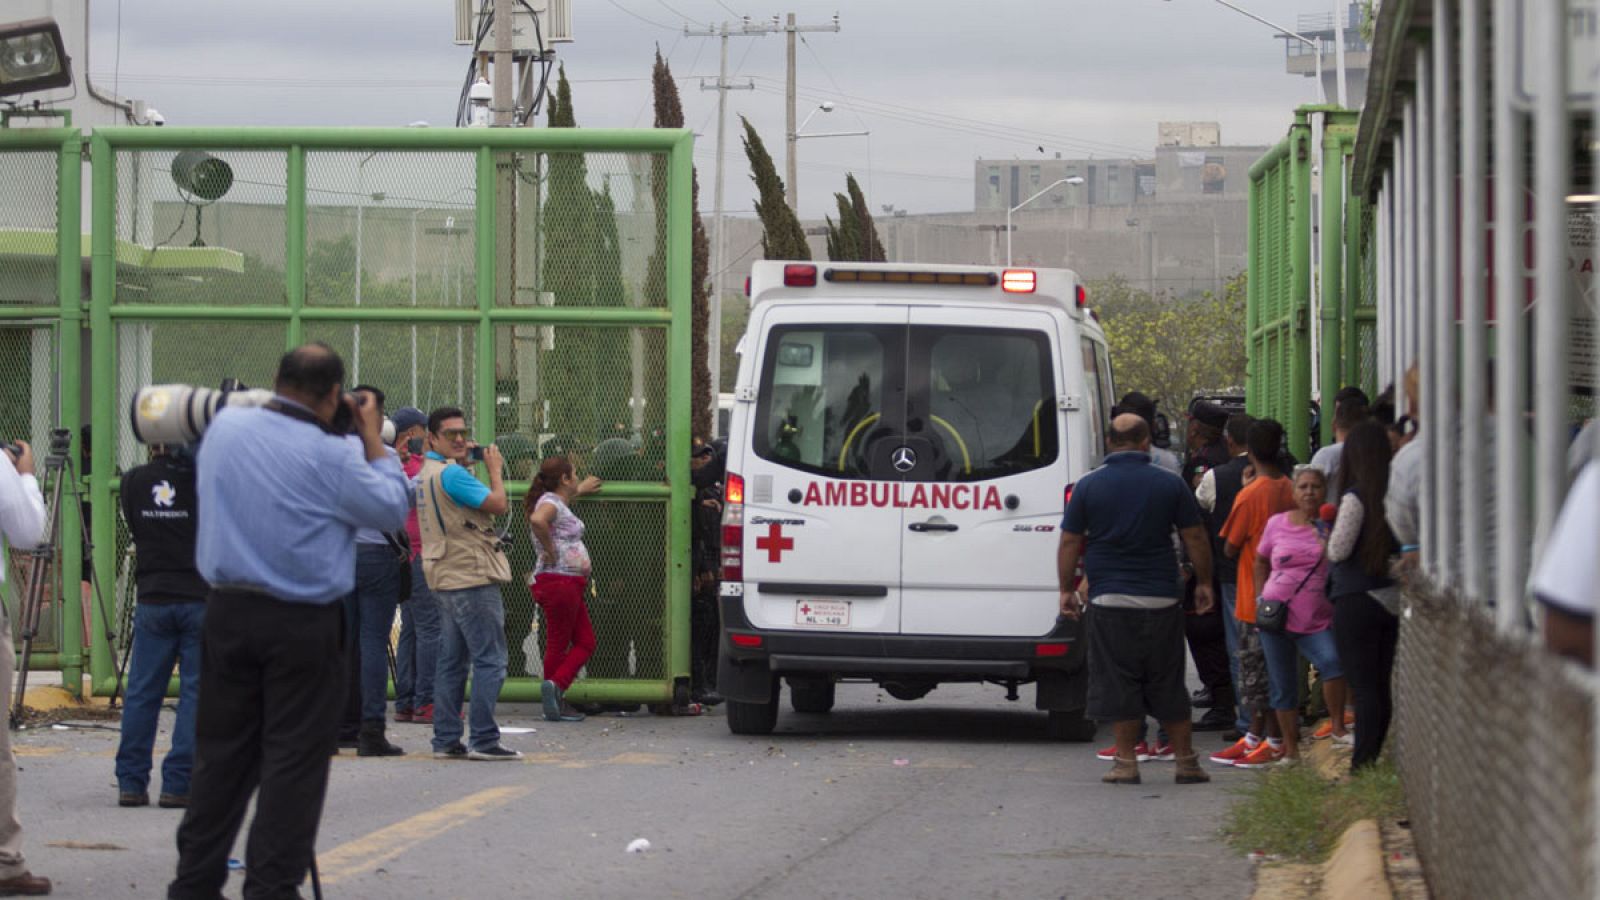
[1059,413,1216,786]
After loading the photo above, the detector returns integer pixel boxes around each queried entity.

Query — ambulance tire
[788,678,836,714]
[727,679,780,735]
[1046,709,1098,742]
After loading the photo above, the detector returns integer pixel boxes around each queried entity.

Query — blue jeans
[432,584,507,752]
[1220,583,1249,732]
[395,556,442,711]
[1259,626,1343,712]
[351,544,403,723]
[115,602,204,796]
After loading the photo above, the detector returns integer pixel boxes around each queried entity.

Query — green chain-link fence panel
[84,127,694,704]
[0,128,82,673]
[1247,124,1311,459]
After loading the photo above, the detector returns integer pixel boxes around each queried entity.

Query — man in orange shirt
[1213,419,1297,768]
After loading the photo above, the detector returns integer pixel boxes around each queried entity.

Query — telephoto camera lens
[130,384,274,445]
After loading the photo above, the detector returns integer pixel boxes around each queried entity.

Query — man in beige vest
[416,407,521,761]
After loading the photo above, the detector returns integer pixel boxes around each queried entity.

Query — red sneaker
[1209,736,1257,765]
[1096,740,1150,762]
[394,708,413,724]
[1149,740,1175,761]
[410,704,434,725]
[1232,742,1286,769]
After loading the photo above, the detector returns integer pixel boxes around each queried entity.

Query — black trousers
[169,590,346,900]
[1331,591,1399,770]
[1184,578,1232,695]
[690,584,721,691]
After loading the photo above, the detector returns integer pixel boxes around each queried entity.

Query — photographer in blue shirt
[169,343,410,900]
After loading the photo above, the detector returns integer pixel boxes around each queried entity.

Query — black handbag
[1256,557,1323,634]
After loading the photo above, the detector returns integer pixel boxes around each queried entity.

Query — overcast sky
[79,0,1330,218]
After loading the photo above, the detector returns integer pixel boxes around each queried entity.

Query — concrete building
[1283,3,1371,108]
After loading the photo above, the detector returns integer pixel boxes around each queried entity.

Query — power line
[602,0,680,31]
[655,0,708,26]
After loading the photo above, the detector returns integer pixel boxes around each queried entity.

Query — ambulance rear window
[753,324,894,480]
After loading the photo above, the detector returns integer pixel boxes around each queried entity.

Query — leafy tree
[648,48,714,440]
[1092,271,1248,416]
[740,116,810,260]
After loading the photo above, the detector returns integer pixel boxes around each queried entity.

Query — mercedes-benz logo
[891,447,917,472]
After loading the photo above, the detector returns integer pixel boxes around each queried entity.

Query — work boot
[1101,755,1141,785]
[357,721,405,757]
[1175,753,1211,784]
[0,871,51,895]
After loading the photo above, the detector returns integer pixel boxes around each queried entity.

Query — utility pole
[781,13,841,212]
[492,0,514,126]
[686,21,764,417]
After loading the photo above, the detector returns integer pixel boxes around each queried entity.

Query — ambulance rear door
[897,307,1066,637]
[738,304,909,635]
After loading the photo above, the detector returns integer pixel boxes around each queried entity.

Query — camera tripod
[10,428,129,729]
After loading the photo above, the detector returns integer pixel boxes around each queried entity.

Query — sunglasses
[438,427,470,441]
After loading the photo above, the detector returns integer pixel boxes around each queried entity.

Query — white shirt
[0,457,47,587]
[1196,451,1247,513]
[1530,462,1600,617]
[1310,442,1343,499]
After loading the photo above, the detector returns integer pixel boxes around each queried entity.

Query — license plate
[795,599,851,626]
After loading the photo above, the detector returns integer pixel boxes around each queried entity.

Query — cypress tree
[543,65,629,444]
[822,173,885,262]
[740,116,810,260]
[649,48,714,439]
[846,173,886,262]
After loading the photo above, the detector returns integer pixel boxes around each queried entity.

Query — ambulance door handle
[908,520,959,533]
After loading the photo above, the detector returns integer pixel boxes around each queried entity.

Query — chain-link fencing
[1392,587,1595,900]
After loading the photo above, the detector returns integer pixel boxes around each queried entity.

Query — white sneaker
[1332,731,1355,747]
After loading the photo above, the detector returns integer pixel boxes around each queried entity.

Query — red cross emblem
[755,522,795,563]
[799,603,812,615]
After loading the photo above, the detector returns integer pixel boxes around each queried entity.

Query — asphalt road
[13,683,1255,899]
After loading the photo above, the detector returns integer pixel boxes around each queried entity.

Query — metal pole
[1431,3,1457,590]
[1460,0,1487,606]
[1531,0,1570,555]
[56,130,83,694]
[1331,0,1348,107]
[1414,52,1435,577]
[354,163,364,385]
[1319,122,1343,445]
[710,26,728,421]
[411,208,420,403]
[784,12,797,211]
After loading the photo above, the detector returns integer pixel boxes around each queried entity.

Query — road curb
[1322,819,1393,900]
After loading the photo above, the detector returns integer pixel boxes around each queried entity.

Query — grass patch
[1224,759,1406,864]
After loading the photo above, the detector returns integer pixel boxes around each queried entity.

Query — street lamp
[787,101,869,211]
[1007,176,1083,266]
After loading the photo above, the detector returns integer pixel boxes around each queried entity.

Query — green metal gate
[5,125,696,705]
[1246,106,1373,460]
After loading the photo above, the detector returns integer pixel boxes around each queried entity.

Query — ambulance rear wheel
[727,679,780,735]
[788,678,835,714]
[1046,709,1098,742]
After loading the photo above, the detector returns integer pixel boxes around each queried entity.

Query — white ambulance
[718,261,1116,737]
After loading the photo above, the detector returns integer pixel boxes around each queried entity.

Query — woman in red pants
[526,456,603,722]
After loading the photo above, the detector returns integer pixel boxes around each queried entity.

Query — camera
[468,446,485,463]
[130,382,275,445]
